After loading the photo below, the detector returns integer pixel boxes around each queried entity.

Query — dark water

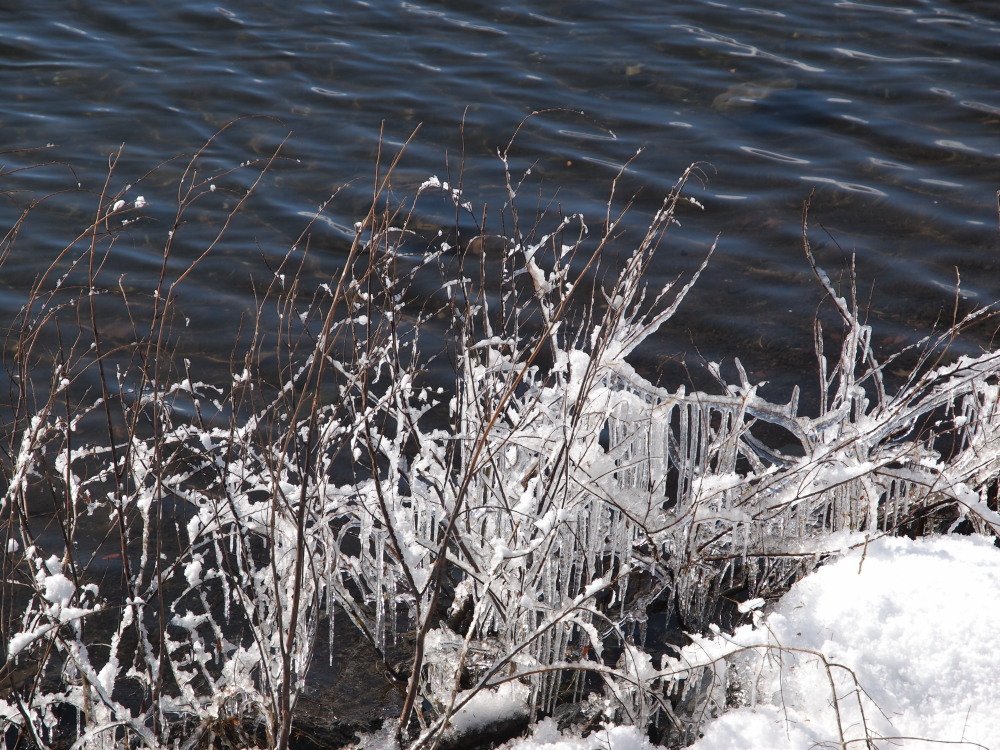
[4,0,1000,402]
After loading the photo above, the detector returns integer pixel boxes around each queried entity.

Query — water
[3,0,999,404]
[2,0,1000,737]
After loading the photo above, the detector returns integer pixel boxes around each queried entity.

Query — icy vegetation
[3,138,1000,750]
[444,534,1000,750]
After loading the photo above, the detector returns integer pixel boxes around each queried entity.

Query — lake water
[3,0,1000,740]
[3,0,1000,406]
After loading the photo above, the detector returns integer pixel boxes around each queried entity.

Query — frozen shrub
[2,132,1000,750]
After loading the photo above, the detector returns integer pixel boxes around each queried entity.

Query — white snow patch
[39,557,75,606]
[500,718,665,750]
[735,597,764,614]
[449,681,530,735]
[184,555,204,588]
[689,534,1000,749]
[352,719,668,750]
[8,629,43,658]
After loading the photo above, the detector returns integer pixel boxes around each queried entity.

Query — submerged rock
[712,79,796,113]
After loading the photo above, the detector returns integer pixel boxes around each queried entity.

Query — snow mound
[690,533,1000,749]
[500,718,663,750]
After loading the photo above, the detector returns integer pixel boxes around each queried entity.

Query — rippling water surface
[3,0,999,393]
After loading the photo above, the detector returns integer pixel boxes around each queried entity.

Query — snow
[353,717,665,750]
[8,628,45,658]
[501,719,663,750]
[184,555,203,588]
[450,682,530,735]
[39,557,75,606]
[688,533,1000,749]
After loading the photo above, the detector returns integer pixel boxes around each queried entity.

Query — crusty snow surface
[686,533,1000,749]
